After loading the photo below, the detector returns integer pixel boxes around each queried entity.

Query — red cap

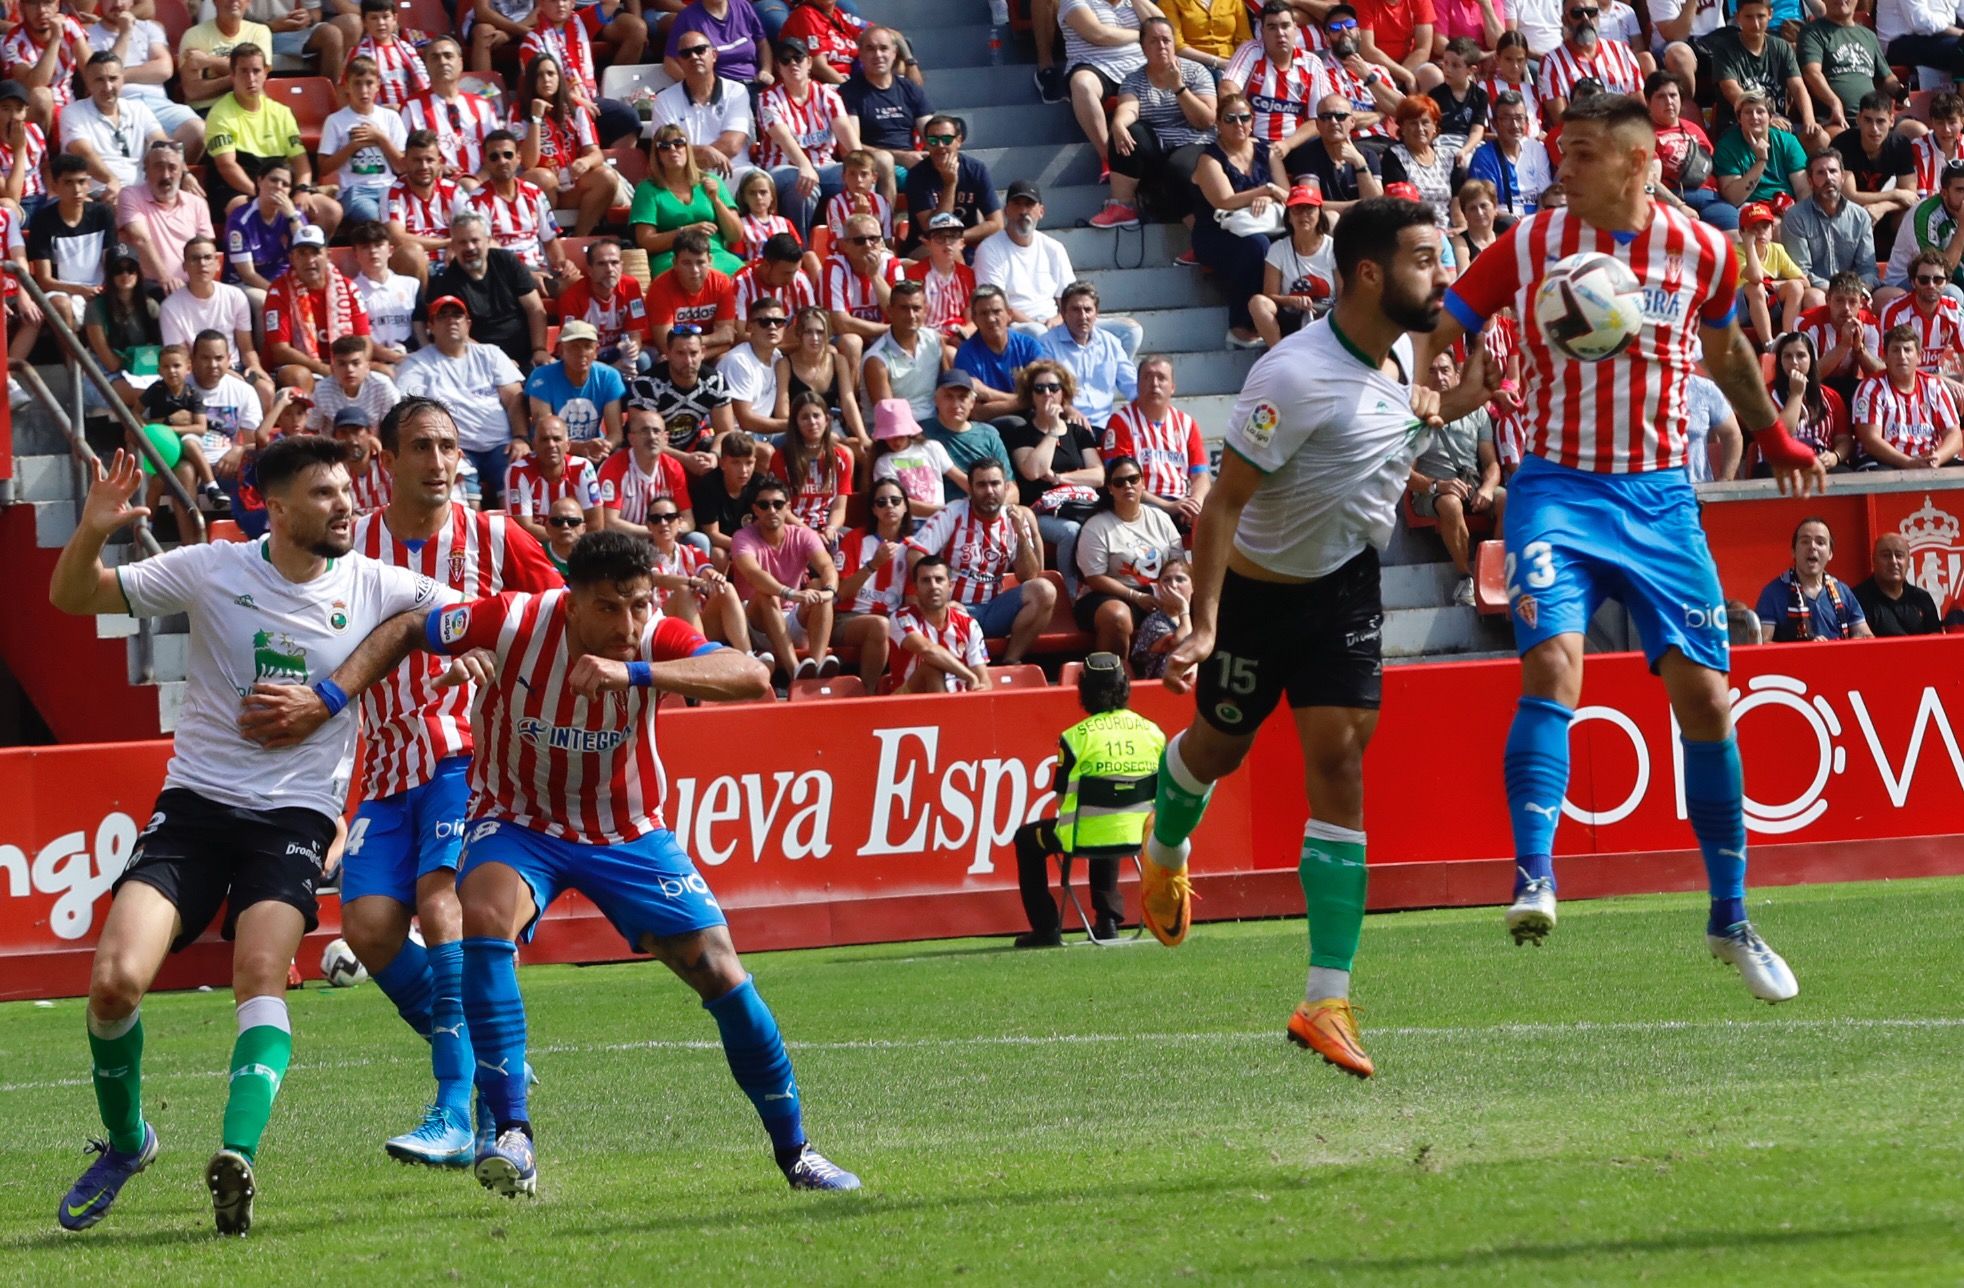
[429,295,470,317]
[1384,181,1424,203]
[1285,180,1324,208]
[1738,201,1775,228]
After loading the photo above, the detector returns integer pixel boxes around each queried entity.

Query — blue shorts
[340,756,472,905]
[457,819,727,949]
[974,583,1032,637]
[1503,454,1730,674]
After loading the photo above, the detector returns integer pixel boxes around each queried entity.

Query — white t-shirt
[320,105,408,199]
[1058,0,1147,81]
[972,229,1076,324]
[117,539,448,819]
[1263,235,1337,305]
[354,269,417,351]
[395,341,524,450]
[161,282,252,360]
[191,371,264,460]
[308,370,402,433]
[1222,317,1429,579]
[61,96,164,190]
[87,19,174,106]
[1075,506,1183,588]
[718,342,778,409]
[1510,0,1566,54]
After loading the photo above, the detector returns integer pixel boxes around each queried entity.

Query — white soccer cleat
[1506,871,1557,946]
[1708,921,1799,1004]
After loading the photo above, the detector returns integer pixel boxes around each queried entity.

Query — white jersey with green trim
[117,537,445,820]
[1221,317,1431,580]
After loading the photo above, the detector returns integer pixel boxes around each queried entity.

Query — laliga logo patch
[1243,401,1280,450]
[1515,594,1539,630]
[439,605,472,644]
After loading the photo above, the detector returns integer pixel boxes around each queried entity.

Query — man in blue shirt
[1754,517,1873,641]
[524,320,627,462]
[902,114,1003,256]
[954,285,1044,425]
[1041,282,1139,429]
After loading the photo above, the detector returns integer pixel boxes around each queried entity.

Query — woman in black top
[1190,93,1287,349]
[84,248,163,416]
[773,306,868,458]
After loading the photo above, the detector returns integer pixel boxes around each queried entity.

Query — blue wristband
[311,679,349,717]
[626,661,653,688]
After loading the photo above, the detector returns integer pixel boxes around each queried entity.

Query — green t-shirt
[924,418,1015,502]
[1798,18,1887,121]
[205,94,303,165]
[1714,126,1807,202]
[626,176,744,276]
[1707,28,1801,133]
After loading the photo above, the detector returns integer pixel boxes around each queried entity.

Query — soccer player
[337,397,560,1165]
[1428,94,1828,1001]
[1149,196,1490,1078]
[48,438,447,1235]
[308,532,861,1195]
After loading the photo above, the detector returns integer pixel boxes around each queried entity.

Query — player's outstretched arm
[49,451,153,617]
[1162,452,1260,696]
[1701,317,1830,499]
[238,609,434,749]
[567,645,772,703]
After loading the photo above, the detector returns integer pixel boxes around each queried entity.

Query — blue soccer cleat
[57,1124,158,1231]
[782,1144,861,1192]
[474,1128,537,1198]
[385,1104,475,1168]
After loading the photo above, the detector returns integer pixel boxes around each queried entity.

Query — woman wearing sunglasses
[646,499,751,647]
[1190,91,1289,348]
[831,476,912,688]
[1005,359,1104,598]
[629,122,745,277]
[1073,453,1183,668]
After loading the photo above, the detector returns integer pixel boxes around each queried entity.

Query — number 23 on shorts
[1504,540,1556,603]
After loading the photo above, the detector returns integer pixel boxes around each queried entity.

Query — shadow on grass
[6,1212,345,1253]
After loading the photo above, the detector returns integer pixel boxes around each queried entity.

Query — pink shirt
[731,522,825,601]
[1433,0,1506,44]
[118,185,215,282]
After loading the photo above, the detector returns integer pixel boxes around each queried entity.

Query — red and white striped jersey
[1447,204,1741,473]
[467,180,558,270]
[822,252,888,322]
[348,35,430,110]
[736,212,797,261]
[520,18,597,102]
[906,499,1026,606]
[768,442,853,529]
[888,603,987,688]
[2,17,88,110]
[1481,311,1528,465]
[1482,75,1544,136]
[1911,132,1964,196]
[0,121,47,199]
[555,275,651,347]
[429,590,714,843]
[1879,293,1964,373]
[1537,39,1644,103]
[351,503,561,799]
[597,448,688,525]
[349,456,393,513]
[651,540,712,608]
[1320,55,1393,139]
[1851,371,1959,458]
[1223,43,1332,144]
[1102,403,1206,499]
[753,81,847,170]
[0,204,21,298]
[1797,304,1882,379]
[387,178,463,255]
[402,92,503,177]
[826,189,893,241]
[837,529,907,615]
[733,262,818,319]
[888,256,974,332]
[524,108,598,179]
[504,455,600,518]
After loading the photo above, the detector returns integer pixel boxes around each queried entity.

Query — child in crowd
[137,343,228,519]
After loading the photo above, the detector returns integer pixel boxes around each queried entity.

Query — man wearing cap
[975,179,1144,356]
[889,211,975,344]
[902,114,1002,257]
[330,404,394,513]
[1780,148,1876,293]
[630,324,738,473]
[924,368,1016,500]
[395,293,528,508]
[863,279,944,423]
[264,225,372,389]
[205,44,340,233]
[60,52,165,201]
[1715,92,1808,208]
[526,320,627,463]
[120,140,213,294]
[647,229,739,354]
[414,207,549,373]
[26,154,116,329]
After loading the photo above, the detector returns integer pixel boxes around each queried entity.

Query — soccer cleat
[57,1124,158,1232]
[385,1104,475,1168]
[1507,871,1558,946]
[782,1144,861,1191]
[205,1149,255,1236]
[1088,200,1140,229]
[1138,854,1194,947]
[1709,921,1800,1004]
[1286,998,1375,1078]
[474,1128,538,1198]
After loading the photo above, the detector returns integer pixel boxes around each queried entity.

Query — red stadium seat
[790,676,867,701]
[153,0,195,52]
[268,78,340,152]
[396,0,456,45]
[1474,540,1508,617]
[208,519,249,543]
[610,145,648,187]
[1058,660,1083,688]
[1401,488,1437,531]
[990,664,1048,691]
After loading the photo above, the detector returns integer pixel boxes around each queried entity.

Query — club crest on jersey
[1243,401,1280,449]
[330,599,348,631]
[515,716,630,753]
[448,551,467,584]
[438,605,472,644]
[1515,594,1539,630]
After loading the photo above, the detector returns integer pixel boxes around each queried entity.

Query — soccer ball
[321,938,367,987]
[1533,252,1645,362]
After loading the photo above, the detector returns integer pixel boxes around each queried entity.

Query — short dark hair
[405,127,439,150]
[1826,269,1865,297]
[1058,280,1098,309]
[913,553,950,581]
[85,50,121,68]
[565,530,657,588]
[1791,516,1833,548]
[329,335,370,359]
[585,236,622,262]
[348,219,391,247]
[377,394,456,453]
[256,434,352,497]
[672,229,712,258]
[761,232,802,264]
[360,0,392,13]
[923,113,964,139]
[1559,92,1654,137]
[1332,195,1439,285]
[228,42,266,67]
[52,153,90,180]
[1260,0,1295,19]
[888,278,924,302]
[1858,91,1892,115]
[752,476,789,501]
[1643,69,1686,100]
[1076,651,1130,715]
[192,327,229,352]
[483,128,518,149]
[966,457,1006,481]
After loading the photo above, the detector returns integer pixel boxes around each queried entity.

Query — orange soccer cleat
[1286,998,1375,1078]
[1137,856,1193,947]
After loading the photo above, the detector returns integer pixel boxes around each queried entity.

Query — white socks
[236,995,290,1034]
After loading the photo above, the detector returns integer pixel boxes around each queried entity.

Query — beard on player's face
[1381,271,1446,332]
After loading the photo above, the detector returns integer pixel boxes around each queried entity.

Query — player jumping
[1429,93,1827,1001]
[1150,197,1494,1077]
[48,440,446,1235]
[302,531,860,1195]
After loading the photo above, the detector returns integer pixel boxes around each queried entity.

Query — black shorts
[1195,549,1384,735]
[1073,590,1149,634]
[115,788,336,953]
[1064,62,1123,99]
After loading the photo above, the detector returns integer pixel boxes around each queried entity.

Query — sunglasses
[872,495,906,507]
[847,234,882,245]
[1917,274,1949,285]
[671,322,704,337]
[649,512,680,523]
[1318,111,1351,122]
[487,151,517,161]
[678,44,711,56]
[1567,6,1599,16]
[655,138,688,150]
[753,315,787,327]
[1327,18,1357,31]
[1031,381,1062,393]
[923,132,958,145]
[1221,112,1253,124]
[1110,474,1143,486]
[755,498,788,510]
[547,515,584,528]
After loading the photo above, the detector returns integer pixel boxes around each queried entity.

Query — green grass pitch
[3,876,1962,1284]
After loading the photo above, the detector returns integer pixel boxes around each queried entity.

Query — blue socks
[371,933,434,1038]
[1505,696,1573,893]
[426,939,473,1117]
[461,937,529,1133]
[705,976,804,1155]
[1682,734,1749,934]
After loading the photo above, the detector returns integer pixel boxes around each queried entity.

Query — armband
[311,678,349,717]
[626,661,654,688]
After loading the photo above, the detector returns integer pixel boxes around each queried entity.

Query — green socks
[1147,733,1213,864]
[222,997,293,1163]
[86,1009,147,1155]
[1301,820,1368,973]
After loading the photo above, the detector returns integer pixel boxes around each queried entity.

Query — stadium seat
[269,78,339,152]
[1058,660,1083,688]
[1401,488,1438,531]
[790,676,867,701]
[990,664,1048,690]
[1473,540,1508,617]
[328,246,358,280]
[153,0,194,52]
[611,145,649,188]
[208,519,249,543]
[809,225,833,260]
[395,0,454,45]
